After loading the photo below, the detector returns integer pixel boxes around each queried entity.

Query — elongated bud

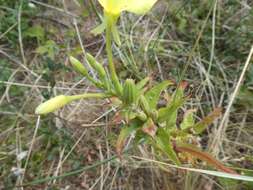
[86,53,106,79]
[122,79,137,105]
[70,56,104,88]
[35,93,108,115]
[150,109,158,121]
[86,53,111,90]
[35,95,71,115]
[137,111,147,121]
[69,56,88,77]
[140,95,150,115]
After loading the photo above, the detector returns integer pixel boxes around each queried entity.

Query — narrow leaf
[158,84,187,124]
[116,125,137,155]
[142,118,157,138]
[193,108,222,134]
[111,24,121,46]
[174,143,237,174]
[145,80,173,109]
[136,77,150,90]
[158,97,186,124]
[155,128,180,165]
[133,156,253,182]
[91,22,106,35]
[180,109,196,130]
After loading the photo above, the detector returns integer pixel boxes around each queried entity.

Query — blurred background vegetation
[0,0,253,189]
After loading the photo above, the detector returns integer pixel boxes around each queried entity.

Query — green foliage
[0,0,37,48]
[155,128,180,165]
[2,0,252,188]
[24,25,45,42]
[36,40,59,59]
[35,1,224,167]
[144,80,173,109]
[0,60,12,93]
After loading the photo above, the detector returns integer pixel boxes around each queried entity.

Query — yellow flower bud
[35,95,71,115]
[35,93,108,115]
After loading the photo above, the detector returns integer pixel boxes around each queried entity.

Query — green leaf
[116,125,137,155]
[36,40,58,59]
[180,109,196,130]
[158,98,186,124]
[25,25,45,41]
[136,77,150,90]
[155,128,180,165]
[192,108,222,134]
[136,157,253,182]
[111,24,121,46]
[91,22,106,35]
[158,84,187,124]
[145,80,173,109]
[175,143,237,174]
[142,118,157,138]
[218,177,239,190]
[238,87,253,109]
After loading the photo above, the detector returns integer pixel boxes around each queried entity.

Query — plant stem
[105,19,122,96]
[69,93,108,101]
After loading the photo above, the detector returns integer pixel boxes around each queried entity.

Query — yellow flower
[93,0,158,45]
[98,0,158,15]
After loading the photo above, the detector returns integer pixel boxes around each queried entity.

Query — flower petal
[98,0,127,15]
[125,0,157,14]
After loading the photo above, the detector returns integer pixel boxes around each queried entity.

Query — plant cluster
[36,0,236,174]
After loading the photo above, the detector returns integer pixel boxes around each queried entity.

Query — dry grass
[0,0,253,189]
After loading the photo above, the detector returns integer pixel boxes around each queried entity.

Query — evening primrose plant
[35,0,236,174]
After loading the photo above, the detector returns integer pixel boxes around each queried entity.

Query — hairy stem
[105,16,122,96]
[69,93,108,101]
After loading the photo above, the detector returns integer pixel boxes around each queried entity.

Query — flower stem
[70,93,108,101]
[105,19,123,96]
